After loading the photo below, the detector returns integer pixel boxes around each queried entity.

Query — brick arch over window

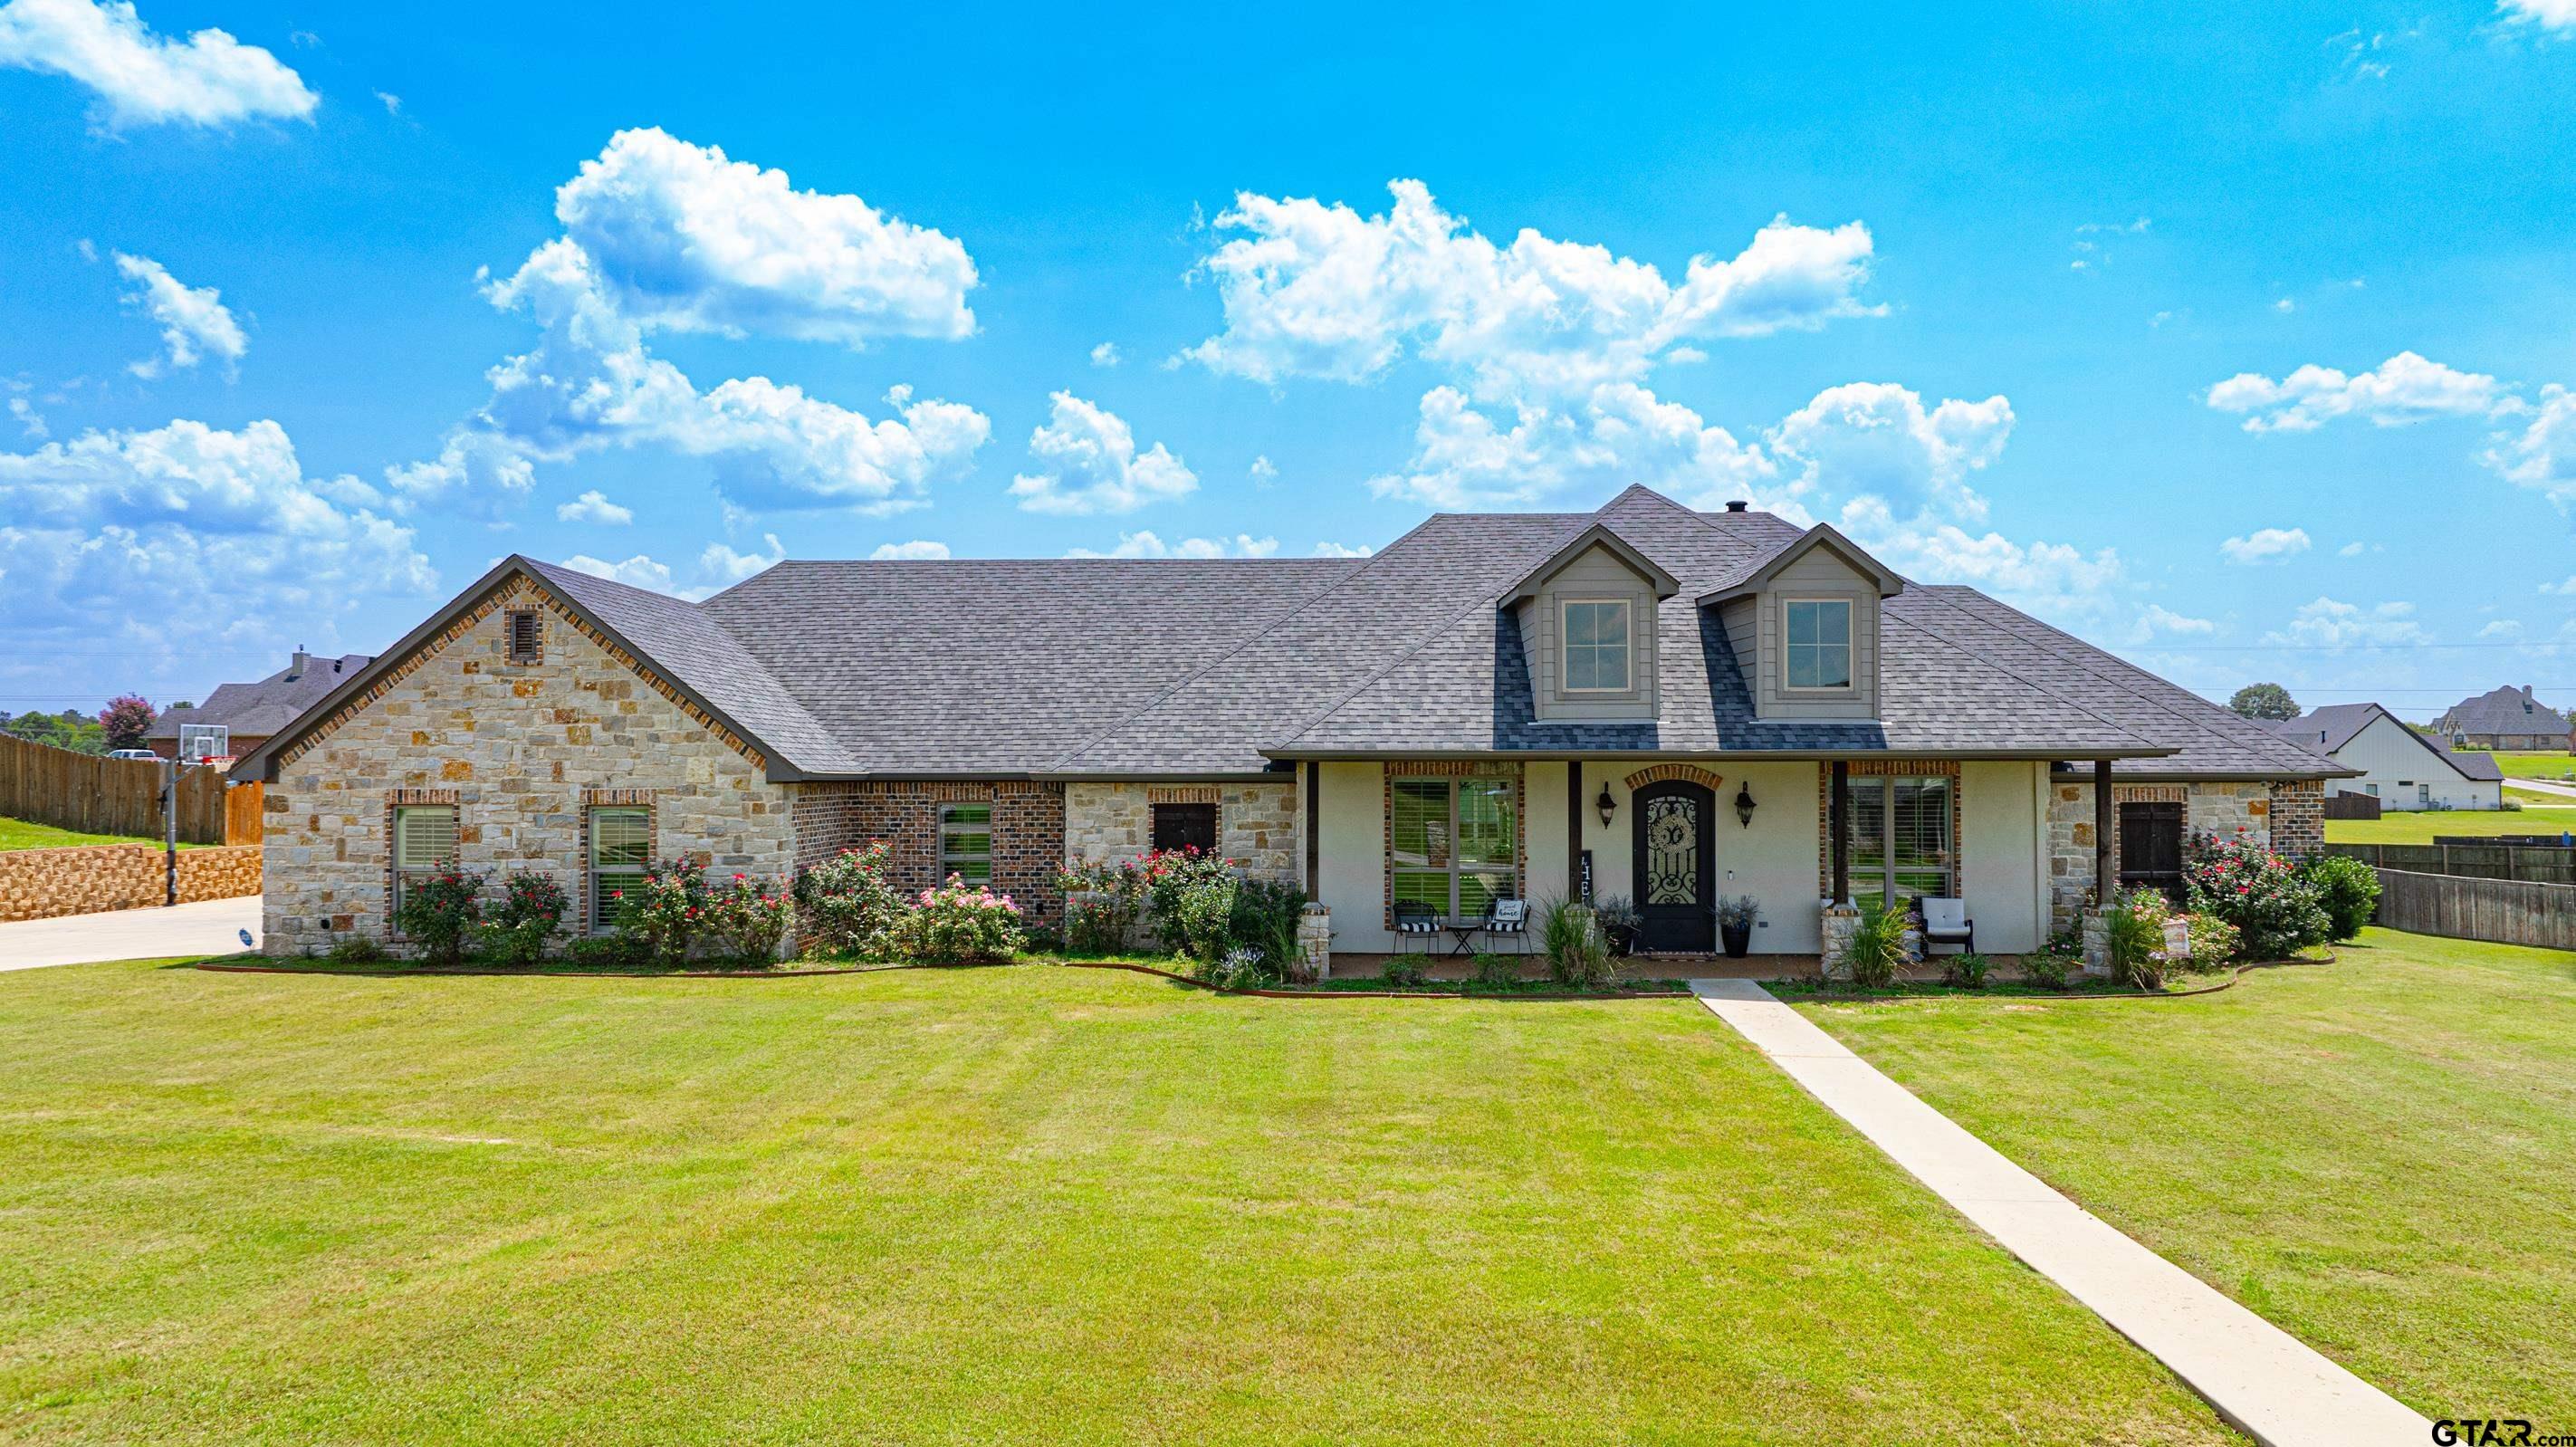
[1623,763,1727,793]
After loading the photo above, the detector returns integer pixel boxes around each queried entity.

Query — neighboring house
[149,649,372,763]
[2434,685,2573,752]
[232,486,2347,960]
[2262,703,2504,811]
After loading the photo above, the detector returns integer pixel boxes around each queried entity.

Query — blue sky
[5,0,2576,720]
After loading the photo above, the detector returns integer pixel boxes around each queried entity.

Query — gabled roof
[1493,520,1681,606]
[2265,703,2504,782]
[235,485,2347,784]
[1694,522,1906,606]
[148,653,371,740]
[2437,685,2571,736]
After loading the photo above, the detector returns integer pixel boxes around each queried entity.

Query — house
[2434,685,2572,752]
[149,649,371,763]
[2261,703,2503,811]
[231,485,2347,963]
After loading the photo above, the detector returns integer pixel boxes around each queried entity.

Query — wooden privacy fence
[2373,867,2576,952]
[0,733,260,844]
[2322,792,2381,820]
[2329,840,2576,886]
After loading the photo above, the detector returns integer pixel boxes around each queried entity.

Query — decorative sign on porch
[1579,849,1594,905]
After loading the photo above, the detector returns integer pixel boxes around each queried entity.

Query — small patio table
[1440,917,1483,956]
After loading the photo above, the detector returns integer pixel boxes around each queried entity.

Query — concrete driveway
[0,896,261,972]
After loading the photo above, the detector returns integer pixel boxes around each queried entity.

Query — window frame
[505,609,542,665]
[1558,597,1634,695]
[938,801,994,886]
[1150,800,1218,855]
[1783,597,1855,693]
[1838,772,1954,912]
[390,803,459,923]
[1388,773,1518,921]
[586,804,651,935]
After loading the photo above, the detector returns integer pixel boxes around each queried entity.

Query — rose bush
[1142,848,1240,963]
[705,872,794,965]
[1057,855,1154,953]
[898,875,1026,963]
[620,859,710,966]
[795,842,908,959]
[2184,833,2328,962]
[393,865,482,966]
[479,869,568,967]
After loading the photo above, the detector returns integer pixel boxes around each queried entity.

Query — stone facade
[0,843,262,924]
[260,575,794,953]
[2045,777,2293,931]
[1062,780,1301,882]
[790,780,1068,923]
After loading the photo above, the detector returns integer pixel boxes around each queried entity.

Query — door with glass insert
[1632,781,1715,953]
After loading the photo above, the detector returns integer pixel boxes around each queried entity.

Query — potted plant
[1593,895,1641,956]
[1717,895,1759,958]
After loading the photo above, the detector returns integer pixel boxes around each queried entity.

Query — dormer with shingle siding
[1495,523,1681,724]
[1699,524,1904,723]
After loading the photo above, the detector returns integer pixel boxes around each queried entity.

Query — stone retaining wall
[0,843,263,923]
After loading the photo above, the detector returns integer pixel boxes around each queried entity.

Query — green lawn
[2505,784,2573,807]
[1798,928,2576,1423]
[0,816,172,851]
[2326,804,2576,844]
[0,961,2237,1445]
[2480,749,2576,781]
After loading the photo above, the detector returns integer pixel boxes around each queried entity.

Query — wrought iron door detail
[1643,796,1700,905]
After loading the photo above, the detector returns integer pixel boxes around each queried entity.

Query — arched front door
[1633,781,1716,953]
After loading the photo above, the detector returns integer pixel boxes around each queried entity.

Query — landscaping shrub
[1056,856,1154,953]
[705,873,794,965]
[898,875,1026,963]
[1540,897,1618,989]
[2182,911,2241,968]
[1196,945,1279,991]
[1380,953,1432,988]
[1143,848,1240,962]
[1593,895,1641,955]
[479,870,568,968]
[795,843,908,959]
[2185,834,2329,961]
[2018,950,2073,992]
[325,934,387,965]
[1941,951,1990,990]
[619,860,710,966]
[2104,889,2169,991]
[1470,951,1520,990]
[1839,905,1910,992]
[2303,853,2381,943]
[563,933,643,970]
[1227,876,1307,967]
[392,865,482,966]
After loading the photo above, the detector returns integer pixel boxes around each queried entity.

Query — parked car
[106,748,159,761]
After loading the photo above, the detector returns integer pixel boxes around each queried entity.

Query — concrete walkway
[0,896,260,972]
[1690,979,2428,1447]
[2506,775,2576,801]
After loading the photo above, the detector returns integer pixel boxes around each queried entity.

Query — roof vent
[1723,500,1749,513]
[287,646,309,681]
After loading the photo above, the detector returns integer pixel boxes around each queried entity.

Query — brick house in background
[148,649,371,762]
[231,485,2346,961]
[2433,685,2574,752]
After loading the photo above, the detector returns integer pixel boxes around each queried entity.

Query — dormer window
[1562,599,1633,692]
[1786,599,1853,690]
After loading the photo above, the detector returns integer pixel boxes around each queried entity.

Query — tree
[100,695,156,752]
[2228,683,2299,721]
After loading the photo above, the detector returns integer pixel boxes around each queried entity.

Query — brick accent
[1623,763,1727,792]
[0,843,261,924]
[2267,780,2324,859]
[1382,762,1526,928]
[1144,785,1221,804]
[790,780,1068,921]
[1815,759,1963,900]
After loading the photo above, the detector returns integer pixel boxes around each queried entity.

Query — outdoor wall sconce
[1597,784,1617,829]
[1735,783,1757,829]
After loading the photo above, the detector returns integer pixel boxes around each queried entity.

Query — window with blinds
[1840,773,1954,912]
[940,803,992,885]
[1389,776,1517,917]
[392,804,458,917]
[589,806,649,934]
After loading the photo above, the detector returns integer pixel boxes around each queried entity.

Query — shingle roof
[2437,685,2571,737]
[148,653,372,740]
[2265,703,2504,781]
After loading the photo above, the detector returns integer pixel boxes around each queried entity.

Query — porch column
[1566,760,1585,901]
[1303,760,1320,902]
[1828,760,1850,905]
[2093,758,2114,903]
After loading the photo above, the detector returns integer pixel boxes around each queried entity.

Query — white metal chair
[1917,896,1974,955]
[1481,897,1530,954]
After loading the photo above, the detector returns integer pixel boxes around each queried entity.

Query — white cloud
[548,127,976,349]
[2500,0,2576,33]
[561,552,675,592]
[2481,383,2576,510]
[113,252,245,379]
[699,532,784,583]
[0,0,316,129]
[1248,454,1277,485]
[1007,392,1197,514]
[2207,350,2509,433]
[1838,496,2127,621]
[869,539,949,560]
[1313,541,1374,558]
[1767,383,2012,521]
[2273,298,2296,314]
[2219,526,2312,565]
[0,418,436,666]
[2264,596,2432,648]
[1066,531,1277,559]
[1371,380,1774,510]
[1183,180,1877,403]
[1089,341,1120,368]
[2478,619,2525,640]
[6,396,43,438]
[554,488,632,525]
[2541,575,2576,596]
[2070,217,2149,271]
[392,134,991,514]
[2131,604,2217,641]
[2337,541,2369,558]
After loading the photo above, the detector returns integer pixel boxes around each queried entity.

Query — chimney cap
[1723,499,1749,513]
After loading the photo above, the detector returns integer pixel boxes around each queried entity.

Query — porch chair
[1916,896,1974,956]
[1393,901,1443,953]
[1480,896,1530,954]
